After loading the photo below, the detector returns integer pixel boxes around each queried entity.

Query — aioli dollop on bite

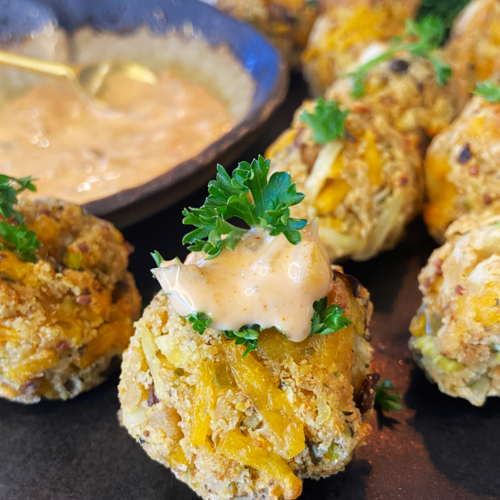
[119,158,375,500]
[154,223,332,343]
[410,201,500,406]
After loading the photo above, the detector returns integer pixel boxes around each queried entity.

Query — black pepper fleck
[389,59,409,74]
[458,143,473,164]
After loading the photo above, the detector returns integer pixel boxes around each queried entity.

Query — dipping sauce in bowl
[0,71,233,204]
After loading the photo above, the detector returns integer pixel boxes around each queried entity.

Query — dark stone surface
[1,74,499,500]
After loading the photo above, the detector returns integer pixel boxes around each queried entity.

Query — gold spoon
[0,49,158,107]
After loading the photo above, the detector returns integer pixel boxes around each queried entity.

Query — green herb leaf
[223,326,260,358]
[0,175,41,262]
[299,98,349,144]
[0,221,41,262]
[417,0,471,31]
[344,16,451,98]
[472,81,500,103]
[182,156,306,258]
[187,312,212,335]
[375,380,403,412]
[151,250,164,267]
[310,296,353,336]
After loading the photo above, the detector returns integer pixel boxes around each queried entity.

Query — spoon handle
[0,49,76,80]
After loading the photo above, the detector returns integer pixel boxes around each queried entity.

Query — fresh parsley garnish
[345,16,451,99]
[151,250,164,267]
[222,326,260,358]
[299,98,349,145]
[182,156,306,258]
[187,312,212,335]
[374,380,403,412]
[185,296,352,358]
[0,175,41,262]
[472,81,500,103]
[417,0,471,31]
[310,297,353,335]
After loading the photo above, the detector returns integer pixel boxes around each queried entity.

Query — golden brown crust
[119,269,373,500]
[0,197,141,403]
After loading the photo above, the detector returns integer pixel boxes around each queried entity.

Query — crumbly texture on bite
[0,197,141,403]
[445,0,500,94]
[266,100,423,262]
[119,268,374,500]
[213,0,318,66]
[409,202,500,406]
[327,48,468,142]
[423,96,500,243]
[302,0,420,96]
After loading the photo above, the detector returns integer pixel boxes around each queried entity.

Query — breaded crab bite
[326,17,468,143]
[423,81,500,242]
[208,0,318,67]
[446,0,500,93]
[0,176,141,404]
[410,201,500,406]
[119,157,375,500]
[266,98,423,262]
[302,0,420,96]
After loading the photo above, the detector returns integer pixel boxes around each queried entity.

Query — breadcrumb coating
[424,95,500,242]
[119,268,374,500]
[410,202,500,406]
[266,100,423,262]
[0,197,141,403]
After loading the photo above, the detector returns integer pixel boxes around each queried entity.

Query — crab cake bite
[0,183,141,404]
[446,0,500,92]
[208,0,318,66]
[119,158,375,500]
[410,202,500,406]
[302,0,420,96]
[326,17,468,143]
[266,98,423,262]
[423,82,500,242]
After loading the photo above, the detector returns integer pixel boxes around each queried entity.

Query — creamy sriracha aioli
[153,222,332,342]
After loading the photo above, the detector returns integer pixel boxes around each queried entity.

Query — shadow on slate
[405,367,500,498]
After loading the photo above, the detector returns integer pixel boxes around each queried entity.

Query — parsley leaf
[0,175,41,262]
[472,81,500,103]
[0,221,41,262]
[310,297,353,336]
[299,98,349,144]
[222,326,260,358]
[187,312,212,335]
[345,16,451,98]
[151,250,164,267]
[417,0,471,31]
[375,380,403,412]
[182,156,306,258]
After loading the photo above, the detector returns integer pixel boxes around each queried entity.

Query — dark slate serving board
[1,74,499,500]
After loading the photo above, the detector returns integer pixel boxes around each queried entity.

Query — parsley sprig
[0,175,40,262]
[299,98,349,145]
[182,156,306,258]
[184,296,352,358]
[375,380,403,412]
[345,16,452,99]
[472,81,500,103]
[310,297,353,335]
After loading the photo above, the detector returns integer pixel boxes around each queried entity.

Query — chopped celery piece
[414,335,463,373]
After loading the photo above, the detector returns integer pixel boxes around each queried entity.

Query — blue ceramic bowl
[0,0,288,227]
